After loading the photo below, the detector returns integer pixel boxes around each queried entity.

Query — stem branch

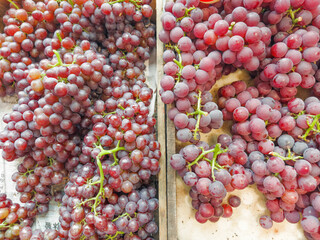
[77,141,126,215]
[300,114,320,141]
[269,149,303,161]
[187,144,227,180]
[187,91,208,140]
[106,231,125,240]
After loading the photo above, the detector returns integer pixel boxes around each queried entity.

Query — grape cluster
[217,79,320,237]
[170,138,251,222]
[60,178,158,239]
[167,91,224,143]
[11,155,67,212]
[160,0,320,238]
[0,0,159,238]
[0,193,33,239]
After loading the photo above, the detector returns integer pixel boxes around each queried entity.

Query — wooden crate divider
[156,0,178,238]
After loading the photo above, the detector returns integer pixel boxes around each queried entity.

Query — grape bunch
[0,193,33,239]
[170,138,252,222]
[160,0,320,238]
[11,155,67,213]
[60,172,159,239]
[167,91,224,143]
[0,193,58,239]
[0,0,160,238]
[217,79,320,237]
[218,80,284,142]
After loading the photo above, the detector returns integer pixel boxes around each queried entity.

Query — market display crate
[1,0,320,239]
[156,0,319,239]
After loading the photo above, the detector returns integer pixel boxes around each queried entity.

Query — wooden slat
[156,0,177,238]
[156,0,168,239]
[166,113,177,240]
[156,98,168,240]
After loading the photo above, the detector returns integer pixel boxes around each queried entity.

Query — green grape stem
[118,104,125,110]
[111,212,136,222]
[99,111,116,117]
[57,77,68,83]
[48,157,54,166]
[269,148,303,161]
[164,44,183,83]
[77,141,125,215]
[267,136,276,142]
[187,144,227,180]
[273,172,280,178]
[228,21,236,31]
[173,45,183,83]
[67,0,74,7]
[48,50,71,68]
[292,110,305,119]
[22,168,35,177]
[210,144,226,180]
[7,0,19,9]
[56,32,63,42]
[187,91,207,140]
[0,222,10,230]
[288,8,301,22]
[88,179,101,185]
[108,0,142,9]
[300,113,320,141]
[106,231,125,240]
[287,8,302,32]
[49,50,77,68]
[294,16,303,24]
[176,7,196,21]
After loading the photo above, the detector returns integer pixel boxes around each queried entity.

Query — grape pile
[0,0,160,239]
[160,0,320,238]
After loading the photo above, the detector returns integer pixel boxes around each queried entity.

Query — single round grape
[259,215,273,229]
[277,134,294,150]
[198,203,214,219]
[267,157,285,173]
[228,195,241,208]
[222,204,233,218]
[214,20,229,36]
[209,181,226,198]
[301,216,320,233]
[292,142,308,155]
[303,148,320,163]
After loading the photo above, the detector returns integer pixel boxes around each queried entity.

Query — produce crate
[155,0,309,236]
[0,0,319,239]
[160,68,307,239]
[0,60,166,239]
[0,1,166,239]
